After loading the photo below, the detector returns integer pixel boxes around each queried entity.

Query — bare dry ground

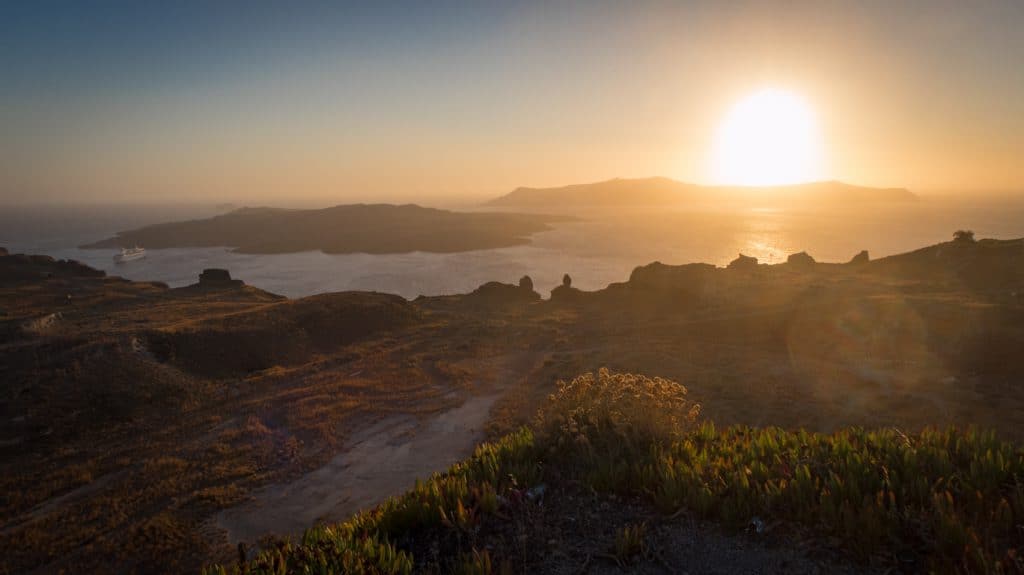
[215,393,501,546]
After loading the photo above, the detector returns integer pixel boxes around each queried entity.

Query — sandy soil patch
[216,393,500,545]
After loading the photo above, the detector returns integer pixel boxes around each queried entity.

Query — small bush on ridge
[536,368,700,457]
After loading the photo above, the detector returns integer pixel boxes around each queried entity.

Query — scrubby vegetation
[6,238,1024,573]
[208,369,1024,574]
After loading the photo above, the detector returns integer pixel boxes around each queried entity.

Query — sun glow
[711,88,823,186]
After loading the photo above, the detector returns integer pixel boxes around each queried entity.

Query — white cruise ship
[113,246,146,263]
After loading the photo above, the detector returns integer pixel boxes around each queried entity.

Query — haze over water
[2,194,1021,299]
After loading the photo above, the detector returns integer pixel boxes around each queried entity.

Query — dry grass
[0,275,497,573]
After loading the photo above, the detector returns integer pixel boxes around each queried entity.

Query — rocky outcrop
[727,254,758,271]
[467,281,540,305]
[198,268,243,287]
[617,261,718,307]
[519,275,534,292]
[549,272,585,304]
[61,259,106,277]
[29,255,55,265]
[0,252,106,280]
[628,262,716,290]
[865,237,1024,290]
[550,283,583,303]
[786,252,816,268]
[849,250,870,265]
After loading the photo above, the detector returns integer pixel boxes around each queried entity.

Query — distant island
[82,203,565,254]
[487,177,917,209]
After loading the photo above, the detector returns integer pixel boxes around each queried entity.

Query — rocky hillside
[2,234,1023,573]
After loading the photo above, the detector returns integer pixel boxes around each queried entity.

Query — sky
[1,0,1023,205]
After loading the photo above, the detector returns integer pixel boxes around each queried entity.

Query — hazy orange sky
[2,1,1022,204]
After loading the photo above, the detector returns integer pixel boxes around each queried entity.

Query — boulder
[468,281,540,305]
[562,273,572,287]
[727,254,758,270]
[629,262,717,290]
[199,268,232,283]
[786,251,816,267]
[519,275,534,292]
[848,250,870,265]
[198,268,242,287]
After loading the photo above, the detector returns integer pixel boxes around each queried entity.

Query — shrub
[953,229,976,243]
[535,368,700,460]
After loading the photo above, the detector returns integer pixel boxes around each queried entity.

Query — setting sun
[712,88,823,186]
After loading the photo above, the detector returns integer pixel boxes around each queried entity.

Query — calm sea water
[1,197,1022,299]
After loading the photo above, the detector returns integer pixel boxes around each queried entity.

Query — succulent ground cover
[209,370,1024,574]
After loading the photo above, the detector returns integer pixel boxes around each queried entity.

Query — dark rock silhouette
[849,250,870,265]
[562,274,572,287]
[621,261,717,308]
[866,237,1023,290]
[786,252,816,268]
[199,268,243,287]
[550,283,583,303]
[0,252,106,280]
[467,281,540,305]
[519,275,534,292]
[29,255,55,265]
[627,262,717,296]
[61,259,105,278]
[727,254,758,271]
[200,268,232,282]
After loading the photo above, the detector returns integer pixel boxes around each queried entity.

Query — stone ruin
[727,254,758,271]
[786,251,816,268]
[198,268,243,287]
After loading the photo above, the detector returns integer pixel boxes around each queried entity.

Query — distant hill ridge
[487,177,917,208]
[82,203,565,254]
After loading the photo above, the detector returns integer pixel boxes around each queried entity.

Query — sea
[1,196,1022,300]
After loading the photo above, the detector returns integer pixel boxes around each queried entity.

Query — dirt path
[216,393,501,545]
